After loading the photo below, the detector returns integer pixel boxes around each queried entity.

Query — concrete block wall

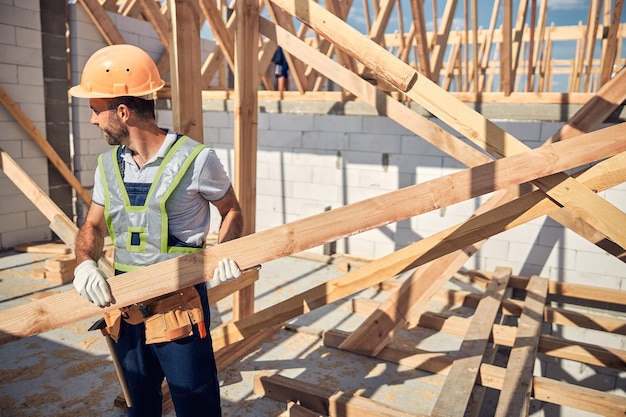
[0,1,51,249]
[201,104,626,292]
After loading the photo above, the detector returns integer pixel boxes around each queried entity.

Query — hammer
[89,317,132,408]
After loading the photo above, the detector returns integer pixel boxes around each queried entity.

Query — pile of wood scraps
[252,266,626,416]
[13,239,115,285]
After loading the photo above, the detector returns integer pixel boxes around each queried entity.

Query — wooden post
[232,0,259,320]
[501,0,513,95]
[430,0,458,83]
[169,0,203,140]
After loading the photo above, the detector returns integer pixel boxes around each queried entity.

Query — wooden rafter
[1,123,623,346]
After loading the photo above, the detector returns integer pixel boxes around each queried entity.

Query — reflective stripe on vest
[98,136,206,272]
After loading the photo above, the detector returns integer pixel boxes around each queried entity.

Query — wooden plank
[0,136,623,346]
[0,86,91,206]
[259,18,491,168]
[214,324,282,371]
[430,0,458,82]
[232,0,260,320]
[338,248,485,356]
[336,187,513,356]
[322,0,358,77]
[550,62,626,142]
[431,267,510,417]
[269,0,417,92]
[494,276,548,417]
[413,306,626,371]
[425,288,626,336]
[312,50,626,354]
[324,329,626,416]
[403,67,626,250]
[599,0,624,85]
[169,0,203,140]
[77,0,126,45]
[253,372,424,417]
[478,0,500,91]
[501,0,512,94]
[200,0,235,70]
[483,364,626,416]
[510,0,529,84]
[207,138,626,353]
[137,0,170,53]
[14,242,70,255]
[508,274,626,305]
[408,0,431,78]
[285,402,325,417]
[0,150,79,248]
[358,280,626,336]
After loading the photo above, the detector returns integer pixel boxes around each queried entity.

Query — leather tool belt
[103,286,206,344]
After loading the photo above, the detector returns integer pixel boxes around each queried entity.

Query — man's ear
[116,104,130,122]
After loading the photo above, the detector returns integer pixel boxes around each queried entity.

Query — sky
[201,0,625,92]
[343,0,620,35]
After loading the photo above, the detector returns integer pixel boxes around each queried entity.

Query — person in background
[69,43,244,417]
[272,46,289,94]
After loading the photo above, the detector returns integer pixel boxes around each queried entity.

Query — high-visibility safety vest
[98,136,206,273]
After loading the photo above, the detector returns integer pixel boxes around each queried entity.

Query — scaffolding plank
[494,275,548,417]
[431,267,511,417]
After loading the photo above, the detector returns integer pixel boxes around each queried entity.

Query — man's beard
[102,114,129,146]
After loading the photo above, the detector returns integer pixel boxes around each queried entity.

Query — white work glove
[213,258,242,285]
[73,260,113,307]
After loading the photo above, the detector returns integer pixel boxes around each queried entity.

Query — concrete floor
[0,248,623,416]
[0,248,453,417]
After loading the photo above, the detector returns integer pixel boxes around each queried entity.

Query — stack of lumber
[43,254,76,284]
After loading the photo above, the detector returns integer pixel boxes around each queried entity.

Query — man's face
[89,98,129,146]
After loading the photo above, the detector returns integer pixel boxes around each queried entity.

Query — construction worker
[69,44,243,417]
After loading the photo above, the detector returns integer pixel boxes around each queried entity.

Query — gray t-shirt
[92,130,231,247]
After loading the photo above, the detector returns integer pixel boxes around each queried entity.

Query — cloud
[547,0,587,10]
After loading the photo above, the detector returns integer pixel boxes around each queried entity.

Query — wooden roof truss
[78,0,626,101]
[0,0,625,415]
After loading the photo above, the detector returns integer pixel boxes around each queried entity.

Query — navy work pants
[113,283,221,417]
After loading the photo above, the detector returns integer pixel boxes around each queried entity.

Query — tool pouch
[143,287,204,345]
[103,309,123,343]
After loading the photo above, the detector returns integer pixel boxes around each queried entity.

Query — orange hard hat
[69,44,165,98]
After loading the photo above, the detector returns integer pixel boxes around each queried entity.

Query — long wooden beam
[268,14,626,359]
[0,149,79,249]
[200,0,235,69]
[494,275,548,417]
[431,268,510,417]
[268,0,417,92]
[169,0,204,140]
[403,67,626,249]
[0,127,623,345]
[232,0,260,320]
[77,0,126,45]
[208,148,626,351]
[254,372,424,417]
[262,18,626,264]
[268,0,626,251]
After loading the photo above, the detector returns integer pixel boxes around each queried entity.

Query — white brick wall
[0,1,49,249]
